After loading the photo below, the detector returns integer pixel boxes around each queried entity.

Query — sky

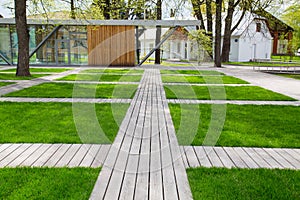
[0,0,296,19]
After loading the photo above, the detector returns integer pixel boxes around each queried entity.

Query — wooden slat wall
[87,25,135,66]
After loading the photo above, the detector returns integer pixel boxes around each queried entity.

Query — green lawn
[0,82,13,87]
[162,75,248,84]
[278,74,300,80]
[0,167,100,199]
[58,74,142,82]
[83,69,144,74]
[170,104,300,147]
[164,85,295,101]
[160,70,223,75]
[4,83,137,99]
[0,102,128,143]
[2,68,72,73]
[0,73,51,80]
[187,167,300,200]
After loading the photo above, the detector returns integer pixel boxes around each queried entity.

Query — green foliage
[0,167,100,199]
[188,30,213,63]
[188,167,300,200]
[281,3,300,51]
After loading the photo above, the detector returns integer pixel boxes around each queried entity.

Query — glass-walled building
[0,24,88,65]
[0,19,200,66]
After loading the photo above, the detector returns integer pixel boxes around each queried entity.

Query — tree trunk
[191,0,205,30]
[206,0,213,58]
[155,0,162,64]
[15,0,30,76]
[70,0,76,19]
[214,0,222,67]
[221,0,235,62]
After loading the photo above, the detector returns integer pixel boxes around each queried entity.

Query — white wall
[234,19,272,62]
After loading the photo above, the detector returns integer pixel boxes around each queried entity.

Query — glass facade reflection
[0,25,88,65]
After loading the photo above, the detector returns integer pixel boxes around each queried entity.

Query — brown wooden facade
[87,25,135,66]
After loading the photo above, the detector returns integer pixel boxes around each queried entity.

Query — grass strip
[160,70,223,75]
[58,74,141,82]
[164,85,295,101]
[187,167,300,200]
[0,102,128,143]
[0,167,100,200]
[83,69,144,74]
[4,82,137,99]
[162,75,248,84]
[0,73,51,80]
[170,104,300,147]
[1,68,72,73]
[0,82,13,87]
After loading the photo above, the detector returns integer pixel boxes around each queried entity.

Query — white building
[139,12,273,62]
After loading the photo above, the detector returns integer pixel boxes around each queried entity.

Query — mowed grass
[164,85,295,101]
[0,73,50,80]
[169,104,300,147]
[0,102,129,143]
[187,167,300,200]
[160,70,223,75]
[58,74,142,82]
[0,167,100,199]
[162,75,248,84]
[278,73,300,80]
[4,83,137,99]
[2,68,72,73]
[0,82,13,87]
[83,69,144,74]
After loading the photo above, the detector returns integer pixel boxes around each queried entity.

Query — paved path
[0,97,131,103]
[219,67,300,100]
[90,69,192,199]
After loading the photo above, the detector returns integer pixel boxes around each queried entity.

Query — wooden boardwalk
[89,69,192,200]
[1,144,299,170]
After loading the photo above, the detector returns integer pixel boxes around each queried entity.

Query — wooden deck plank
[213,147,235,168]
[184,146,200,168]
[7,144,42,167]
[203,146,224,168]
[223,147,248,168]
[0,144,12,154]
[233,147,259,168]
[180,146,189,168]
[275,149,300,169]
[68,144,92,167]
[0,144,22,162]
[32,144,62,167]
[242,148,271,168]
[0,144,32,167]
[20,144,51,166]
[194,146,212,167]
[92,145,111,167]
[263,148,295,169]
[55,144,81,167]
[43,144,72,167]
[252,148,283,169]
[80,145,102,167]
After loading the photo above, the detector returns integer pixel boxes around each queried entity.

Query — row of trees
[11,0,298,75]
